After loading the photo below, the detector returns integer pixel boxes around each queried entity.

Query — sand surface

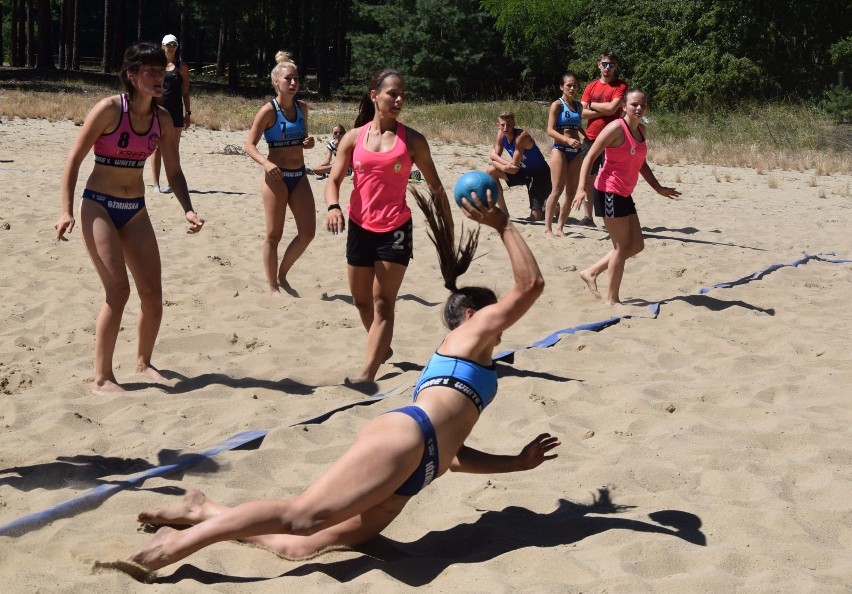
[1,116,851,592]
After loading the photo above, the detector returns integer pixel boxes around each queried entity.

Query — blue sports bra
[263,99,306,148]
[556,98,582,130]
[413,351,498,413]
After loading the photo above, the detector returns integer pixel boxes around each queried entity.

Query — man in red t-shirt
[579,52,628,226]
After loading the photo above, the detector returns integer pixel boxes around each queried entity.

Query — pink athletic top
[595,119,647,197]
[93,94,160,168]
[349,123,413,232]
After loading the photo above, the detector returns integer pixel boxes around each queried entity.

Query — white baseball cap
[162,34,178,45]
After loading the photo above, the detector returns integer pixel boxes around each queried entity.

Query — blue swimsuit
[263,99,307,190]
[392,352,498,497]
[553,98,582,157]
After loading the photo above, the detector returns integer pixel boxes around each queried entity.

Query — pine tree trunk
[26,0,35,67]
[102,0,111,72]
[71,0,79,69]
[35,0,54,69]
[9,0,17,67]
[216,14,225,76]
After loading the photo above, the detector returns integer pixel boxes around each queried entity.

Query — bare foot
[579,270,601,297]
[91,379,125,396]
[127,526,178,571]
[343,377,379,394]
[137,364,168,383]
[278,277,299,298]
[138,489,211,527]
[553,229,565,238]
[267,286,282,297]
[544,229,556,239]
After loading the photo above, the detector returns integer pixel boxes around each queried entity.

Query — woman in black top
[150,34,191,193]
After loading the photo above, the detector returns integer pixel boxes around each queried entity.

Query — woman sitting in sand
[54,41,204,396]
[244,51,316,296]
[572,88,681,305]
[310,123,346,179]
[127,188,559,572]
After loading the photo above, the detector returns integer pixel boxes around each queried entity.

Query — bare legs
[261,176,316,295]
[544,150,567,237]
[347,261,407,382]
[151,128,183,191]
[129,413,419,570]
[80,200,165,394]
[545,150,584,237]
[579,213,643,304]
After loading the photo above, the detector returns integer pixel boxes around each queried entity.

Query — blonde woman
[244,51,316,295]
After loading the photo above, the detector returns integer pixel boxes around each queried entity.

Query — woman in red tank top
[55,42,204,396]
[571,89,680,305]
[324,68,453,384]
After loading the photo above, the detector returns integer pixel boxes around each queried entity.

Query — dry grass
[767,174,779,189]
[2,84,849,175]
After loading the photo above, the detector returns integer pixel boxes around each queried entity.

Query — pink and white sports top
[93,94,160,168]
[349,123,413,232]
[595,118,648,196]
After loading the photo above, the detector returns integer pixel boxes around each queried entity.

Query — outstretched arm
[449,433,560,474]
[640,160,681,198]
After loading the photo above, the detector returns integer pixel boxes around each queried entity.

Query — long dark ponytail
[411,188,497,329]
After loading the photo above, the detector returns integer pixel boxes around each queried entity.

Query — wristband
[328,204,341,212]
[184,111,191,116]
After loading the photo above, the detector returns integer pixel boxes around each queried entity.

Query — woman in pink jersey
[325,68,453,384]
[572,89,680,305]
[54,42,204,396]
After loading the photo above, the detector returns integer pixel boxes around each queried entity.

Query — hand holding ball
[453,171,499,209]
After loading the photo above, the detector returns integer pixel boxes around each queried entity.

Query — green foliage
[829,37,852,70]
[348,0,511,100]
[823,83,852,124]
[480,0,588,84]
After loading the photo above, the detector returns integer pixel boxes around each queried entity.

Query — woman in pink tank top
[324,68,453,384]
[571,89,681,305]
[54,42,204,396]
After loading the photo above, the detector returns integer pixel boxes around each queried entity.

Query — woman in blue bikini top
[128,178,560,572]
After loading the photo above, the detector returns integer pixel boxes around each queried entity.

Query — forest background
[1,0,850,113]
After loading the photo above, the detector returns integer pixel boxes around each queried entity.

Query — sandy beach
[1,116,851,592]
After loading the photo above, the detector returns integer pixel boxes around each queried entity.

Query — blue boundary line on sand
[0,385,404,538]
[3,253,847,537]
[0,430,268,537]
[495,252,850,362]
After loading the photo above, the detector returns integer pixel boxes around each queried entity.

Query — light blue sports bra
[556,98,582,130]
[263,99,306,148]
[413,351,498,413]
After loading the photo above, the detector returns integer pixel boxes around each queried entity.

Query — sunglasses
[600,61,616,68]
[165,42,178,48]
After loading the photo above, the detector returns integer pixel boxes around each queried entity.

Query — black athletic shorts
[346,218,413,267]
[594,190,638,218]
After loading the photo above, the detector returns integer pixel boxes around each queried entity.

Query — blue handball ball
[453,170,499,209]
